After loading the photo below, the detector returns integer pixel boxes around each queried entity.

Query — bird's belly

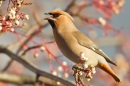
[56,38,98,66]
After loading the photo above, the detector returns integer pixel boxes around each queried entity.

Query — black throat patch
[48,20,56,28]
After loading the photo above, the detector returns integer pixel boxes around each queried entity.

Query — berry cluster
[0,0,30,32]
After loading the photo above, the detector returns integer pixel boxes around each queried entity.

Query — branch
[0,72,63,86]
[0,72,35,85]
[0,46,75,86]
[65,0,76,12]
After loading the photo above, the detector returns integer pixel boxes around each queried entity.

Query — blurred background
[0,0,130,86]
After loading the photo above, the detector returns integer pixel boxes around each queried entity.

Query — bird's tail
[99,63,121,83]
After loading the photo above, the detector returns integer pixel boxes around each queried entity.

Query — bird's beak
[44,13,49,15]
[44,13,55,21]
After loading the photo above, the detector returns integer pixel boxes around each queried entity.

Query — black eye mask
[53,14,61,18]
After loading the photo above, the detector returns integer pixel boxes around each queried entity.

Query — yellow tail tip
[115,77,121,83]
[117,81,121,83]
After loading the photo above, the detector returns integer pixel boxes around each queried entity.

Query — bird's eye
[53,14,61,18]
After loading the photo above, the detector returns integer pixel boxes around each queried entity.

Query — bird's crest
[49,10,74,21]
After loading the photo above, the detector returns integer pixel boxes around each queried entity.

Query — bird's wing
[72,31,117,66]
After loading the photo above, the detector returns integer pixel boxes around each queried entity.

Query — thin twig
[2,60,13,72]
[21,45,41,56]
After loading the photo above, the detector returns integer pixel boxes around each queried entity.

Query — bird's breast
[53,30,80,63]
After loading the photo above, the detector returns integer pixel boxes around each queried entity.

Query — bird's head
[44,10,74,28]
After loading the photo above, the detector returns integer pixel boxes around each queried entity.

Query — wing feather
[72,31,117,66]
